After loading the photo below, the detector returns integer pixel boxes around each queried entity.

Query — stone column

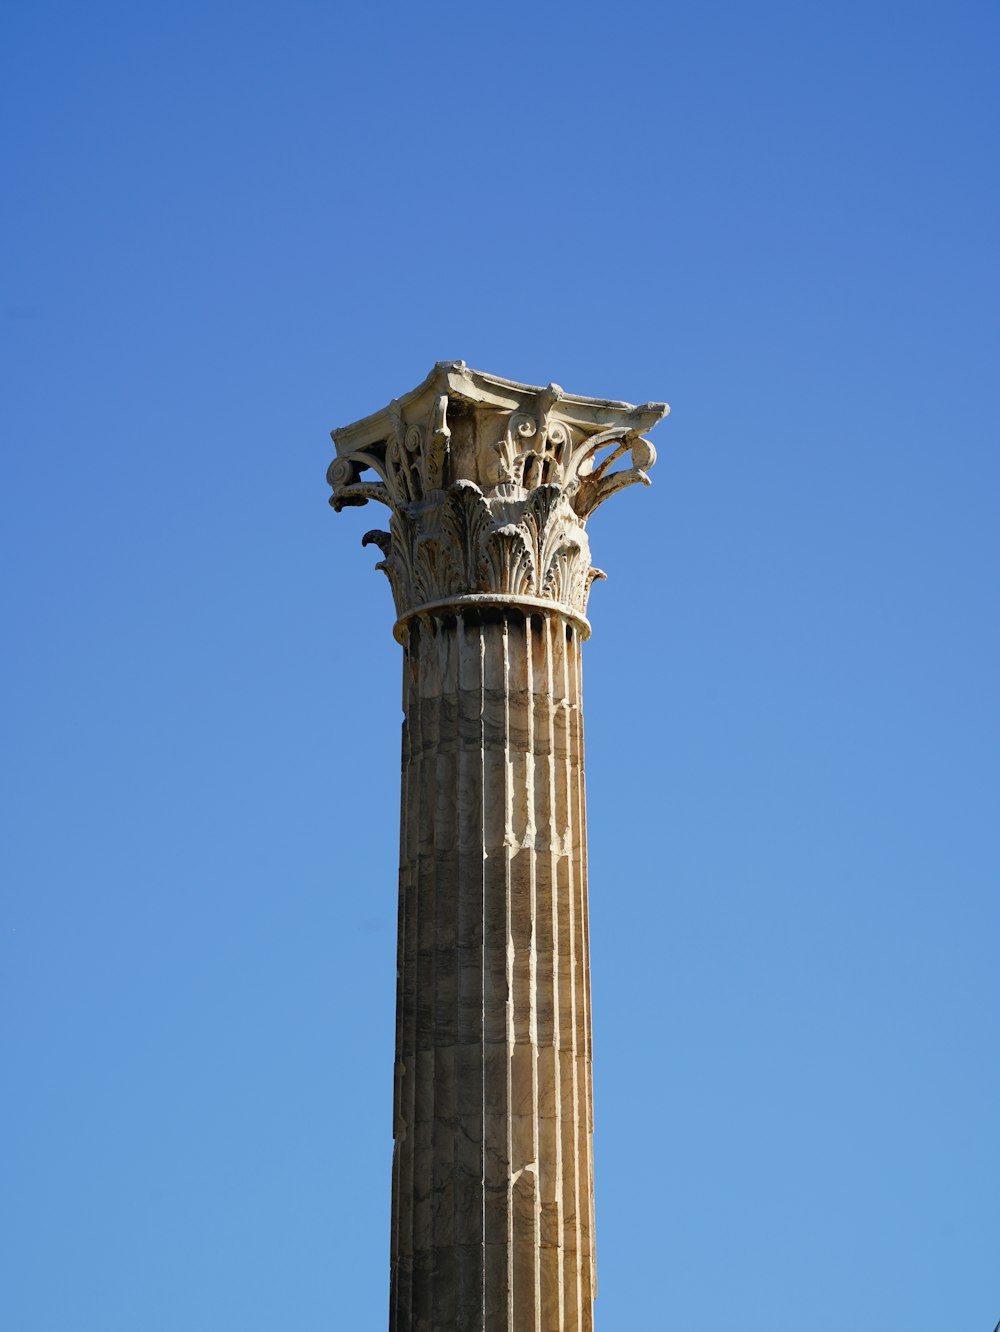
[328,363,667,1332]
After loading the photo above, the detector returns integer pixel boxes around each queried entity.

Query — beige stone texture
[329,364,667,1331]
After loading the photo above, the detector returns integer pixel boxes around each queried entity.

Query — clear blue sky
[3,2,998,1329]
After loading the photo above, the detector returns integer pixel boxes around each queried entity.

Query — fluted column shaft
[327,361,667,1331]
[391,607,595,1332]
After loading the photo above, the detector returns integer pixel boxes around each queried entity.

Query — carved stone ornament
[327,362,668,635]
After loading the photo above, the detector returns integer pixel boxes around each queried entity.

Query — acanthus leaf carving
[483,523,536,598]
[413,532,455,606]
[440,480,492,593]
[361,526,406,611]
[332,365,667,622]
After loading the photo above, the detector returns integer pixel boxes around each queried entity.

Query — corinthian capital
[327,362,668,632]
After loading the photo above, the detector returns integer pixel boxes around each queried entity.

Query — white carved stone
[328,363,667,1332]
[329,361,666,636]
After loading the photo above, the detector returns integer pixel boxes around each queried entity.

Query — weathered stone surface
[329,365,667,1332]
[329,361,667,635]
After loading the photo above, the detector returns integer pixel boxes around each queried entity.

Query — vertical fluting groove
[568,620,583,1330]
[531,614,560,1330]
[523,617,543,1332]
[570,631,595,1316]
[481,615,510,1329]
[507,615,541,1330]
[477,616,487,1322]
[431,622,459,1326]
[414,618,434,1329]
[569,634,593,1321]
[449,613,484,1323]
[556,621,583,1331]
[545,615,567,1332]
[530,625,543,1322]
[390,608,595,1332]
[390,644,412,1327]
[395,624,422,1329]
[502,616,515,1332]
[412,618,441,1330]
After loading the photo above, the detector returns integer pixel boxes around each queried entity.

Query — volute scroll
[328,362,668,623]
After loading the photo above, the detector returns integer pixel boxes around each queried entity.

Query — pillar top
[327,362,668,629]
